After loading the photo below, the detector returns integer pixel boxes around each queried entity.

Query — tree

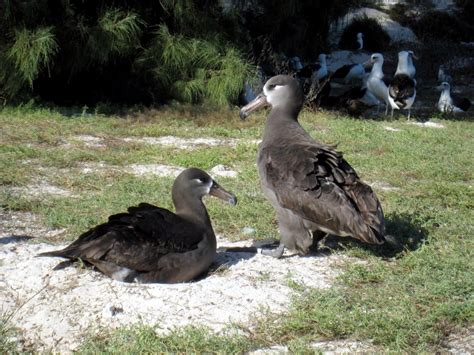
[0,0,364,106]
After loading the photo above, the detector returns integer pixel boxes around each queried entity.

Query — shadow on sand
[0,235,34,245]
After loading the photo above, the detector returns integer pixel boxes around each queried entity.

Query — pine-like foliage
[139,25,251,105]
[8,27,58,87]
[0,0,366,106]
[87,9,143,64]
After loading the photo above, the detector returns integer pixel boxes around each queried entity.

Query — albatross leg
[407,109,411,120]
[261,243,285,258]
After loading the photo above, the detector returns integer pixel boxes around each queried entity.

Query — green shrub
[137,25,253,106]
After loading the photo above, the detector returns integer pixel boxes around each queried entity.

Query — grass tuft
[79,325,258,353]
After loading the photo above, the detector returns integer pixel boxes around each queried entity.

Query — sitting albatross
[38,168,237,283]
[240,75,386,258]
[437,81,471,113]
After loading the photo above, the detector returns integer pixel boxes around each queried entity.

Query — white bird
[395,50,416,79]
[312,54,328,82]
[437,82,471,113]
[291,56,303,71]
[356,32,364,50]
[388,51,417,118]
[366,53,390,114]
[360,72,381,107]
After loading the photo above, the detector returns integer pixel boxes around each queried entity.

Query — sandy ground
[0,209,354,352]
[2,132,471,353]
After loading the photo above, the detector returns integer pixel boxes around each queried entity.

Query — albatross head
[239,75,304,120]
[370,53,384,64]
[172,168,237,206]
[437,81,451,92]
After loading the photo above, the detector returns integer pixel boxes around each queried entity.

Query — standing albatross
[38,168,237,283]
[240,75,386,258]
[366,53,390,115]
[388,50,417,118]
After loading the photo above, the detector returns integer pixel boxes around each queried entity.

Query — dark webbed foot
[261,243,285,258]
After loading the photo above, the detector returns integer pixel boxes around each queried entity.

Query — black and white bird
[437,82,471,113]
[388,51,417,118]
[366,53,390,114]
[332,63,366,85]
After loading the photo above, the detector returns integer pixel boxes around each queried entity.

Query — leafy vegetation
[0,0,366,106]
[79,326,258,353]
[0,318,17,353]
[1,105,472,352]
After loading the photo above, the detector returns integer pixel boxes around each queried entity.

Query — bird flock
[39,33,471,284]
[242,32,471,117]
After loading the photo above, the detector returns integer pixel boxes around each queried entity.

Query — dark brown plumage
[388,74,416,109]
[38,168,237,283]
[240,75,385,258]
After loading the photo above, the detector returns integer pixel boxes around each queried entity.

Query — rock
[329,7,418,46]
[241,227,256,235]
[210,165,238,178]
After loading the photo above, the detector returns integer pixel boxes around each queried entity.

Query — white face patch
[192,178,212,194]
[264,84,286,106]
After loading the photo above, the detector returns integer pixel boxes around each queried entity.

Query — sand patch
[78,162,238,179]
[121,136,260,149]
[407,121,446,129]
[9,181,76,198]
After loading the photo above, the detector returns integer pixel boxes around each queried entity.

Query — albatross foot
[260,243,285,258]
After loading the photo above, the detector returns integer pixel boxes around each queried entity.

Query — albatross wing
[260,143,385,245]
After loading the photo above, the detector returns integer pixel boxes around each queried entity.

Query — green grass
[0,105,473,352]
[78,326,257,353]
[0,319,17,353]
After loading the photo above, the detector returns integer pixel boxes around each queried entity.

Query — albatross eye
[268,84,276,90]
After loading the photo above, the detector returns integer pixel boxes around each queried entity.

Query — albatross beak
[239,93,268,120]
[209,182,237,206]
